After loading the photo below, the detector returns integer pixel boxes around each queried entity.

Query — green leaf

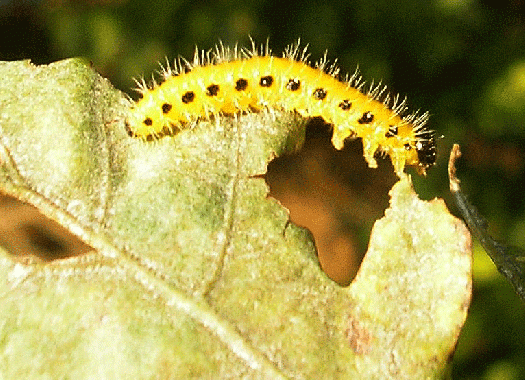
[0,59,471,379]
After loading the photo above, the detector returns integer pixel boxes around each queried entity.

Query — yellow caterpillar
[125,41,436,176]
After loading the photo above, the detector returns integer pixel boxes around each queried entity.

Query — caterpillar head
[415,131,437,175]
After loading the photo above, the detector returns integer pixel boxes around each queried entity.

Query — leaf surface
[0,59,471,379]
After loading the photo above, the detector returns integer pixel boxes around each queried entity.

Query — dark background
[1,0,525,378]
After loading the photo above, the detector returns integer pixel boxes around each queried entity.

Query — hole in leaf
[0,194,92,263]
[265,118,397,286]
